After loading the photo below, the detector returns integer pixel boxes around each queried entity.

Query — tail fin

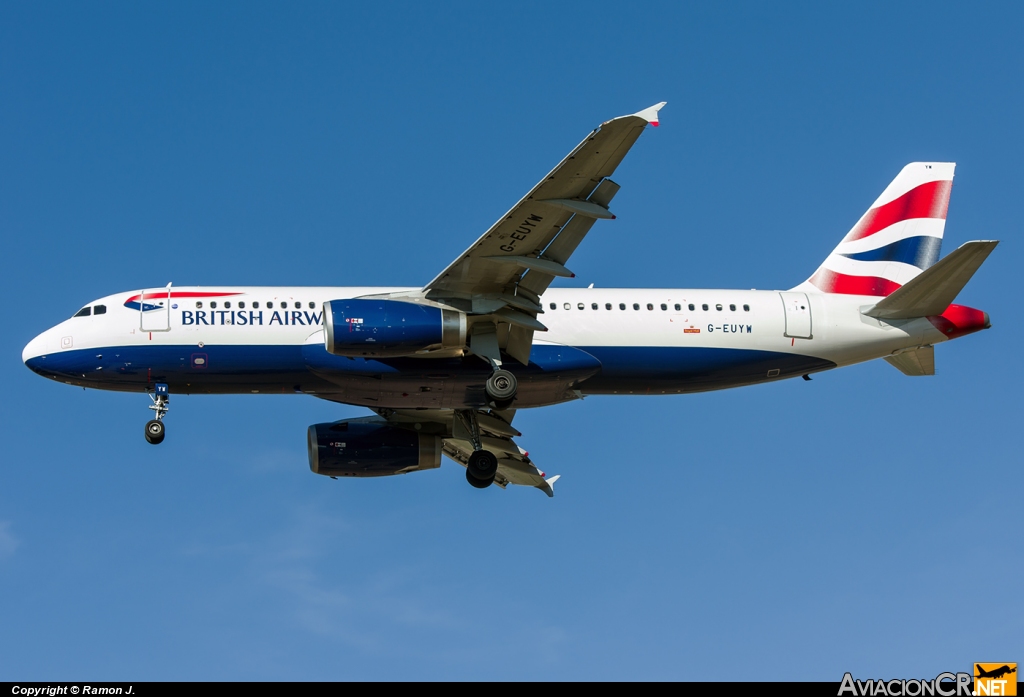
[797,163,955,296]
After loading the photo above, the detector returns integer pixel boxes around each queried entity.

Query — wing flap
[378,408,558,496]
[425,103,665,298]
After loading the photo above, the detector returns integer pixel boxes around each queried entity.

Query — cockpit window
[93,305,107,315]
[73,306,91,318]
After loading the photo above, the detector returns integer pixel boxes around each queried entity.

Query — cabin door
[139,282,173,333]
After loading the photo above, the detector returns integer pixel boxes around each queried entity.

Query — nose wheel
[145,383,169,445]
[145,419,165,445]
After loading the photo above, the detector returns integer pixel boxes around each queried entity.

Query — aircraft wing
[379,407,560,496]
[421,103,665,364]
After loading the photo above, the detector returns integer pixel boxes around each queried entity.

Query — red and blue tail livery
[802,162,954,297]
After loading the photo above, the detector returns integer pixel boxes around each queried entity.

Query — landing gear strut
[485,368,517,409]
[145,383,169,445]
[456,409,498,489]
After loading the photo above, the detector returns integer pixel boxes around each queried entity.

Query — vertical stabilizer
[796,163,955,296]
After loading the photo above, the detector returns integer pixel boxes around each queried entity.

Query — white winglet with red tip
[633,101,667,126]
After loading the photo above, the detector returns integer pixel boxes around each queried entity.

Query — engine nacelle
[323,299,466,357]
[307,418,442,478]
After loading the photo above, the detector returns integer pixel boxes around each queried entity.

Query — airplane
[976,665,1017,680]
[21,102,998,497]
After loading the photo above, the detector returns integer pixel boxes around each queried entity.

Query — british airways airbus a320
[22,103,997,496]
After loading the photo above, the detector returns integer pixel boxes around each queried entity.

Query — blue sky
[1,2,1020,680]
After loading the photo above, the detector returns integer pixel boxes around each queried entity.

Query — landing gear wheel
[144,419,165,445]
[485,369,517,405]
[466,468,493,488]
[466,449,498,484]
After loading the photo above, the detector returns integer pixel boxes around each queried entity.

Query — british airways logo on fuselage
[181,309,323,326]
[123,291,323,327]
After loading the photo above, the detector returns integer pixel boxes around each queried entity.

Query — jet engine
[307,417,442,477]
[323,299,466,357]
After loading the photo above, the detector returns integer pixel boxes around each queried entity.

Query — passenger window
[619,303,626,310]
[591,303,598,310]
[743,304,750,312]
[564,303,571,310]
[646,303,653,310]
[93,305,106,315]
[211,301,217,309]
[633,303,640,310]
[238,301,245,309]
[729,304,736,311]
[689,304,695,311]
[550,303,556,310]
[74,306,91,317]
[224,301,231,309]
[660,304,667,311]
[701,304,708,311]
[674,304,681,311]
[309,302,315,309]
[605,303,612,310]
[716,304,723,311]
[196,301,203,309]
[252,302,258,309]
[280,302,287,309]
[578,303,585,310]
[294,302,301,309]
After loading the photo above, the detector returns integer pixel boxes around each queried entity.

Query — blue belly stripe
[25,343,836,399]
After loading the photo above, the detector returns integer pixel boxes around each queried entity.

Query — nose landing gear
[145,383,169,445]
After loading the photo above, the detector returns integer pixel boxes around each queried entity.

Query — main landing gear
[485,368,517,409]
[466,450,498,488]
[145,383,169,445]
[457,409,499,489]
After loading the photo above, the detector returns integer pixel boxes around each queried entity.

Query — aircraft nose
[23,329,53,368]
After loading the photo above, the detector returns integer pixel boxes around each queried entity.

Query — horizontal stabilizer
[865,240,998,319]
[885,346,935,376]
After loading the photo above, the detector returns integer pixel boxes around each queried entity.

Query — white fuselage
[23,285,953,407]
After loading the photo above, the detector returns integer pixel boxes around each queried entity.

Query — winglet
[536,474,561,498]
[633,102,667,126]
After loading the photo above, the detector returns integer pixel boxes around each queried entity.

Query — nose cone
[23,330,53,371]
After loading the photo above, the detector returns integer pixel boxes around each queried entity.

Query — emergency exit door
[779,292,812,339]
